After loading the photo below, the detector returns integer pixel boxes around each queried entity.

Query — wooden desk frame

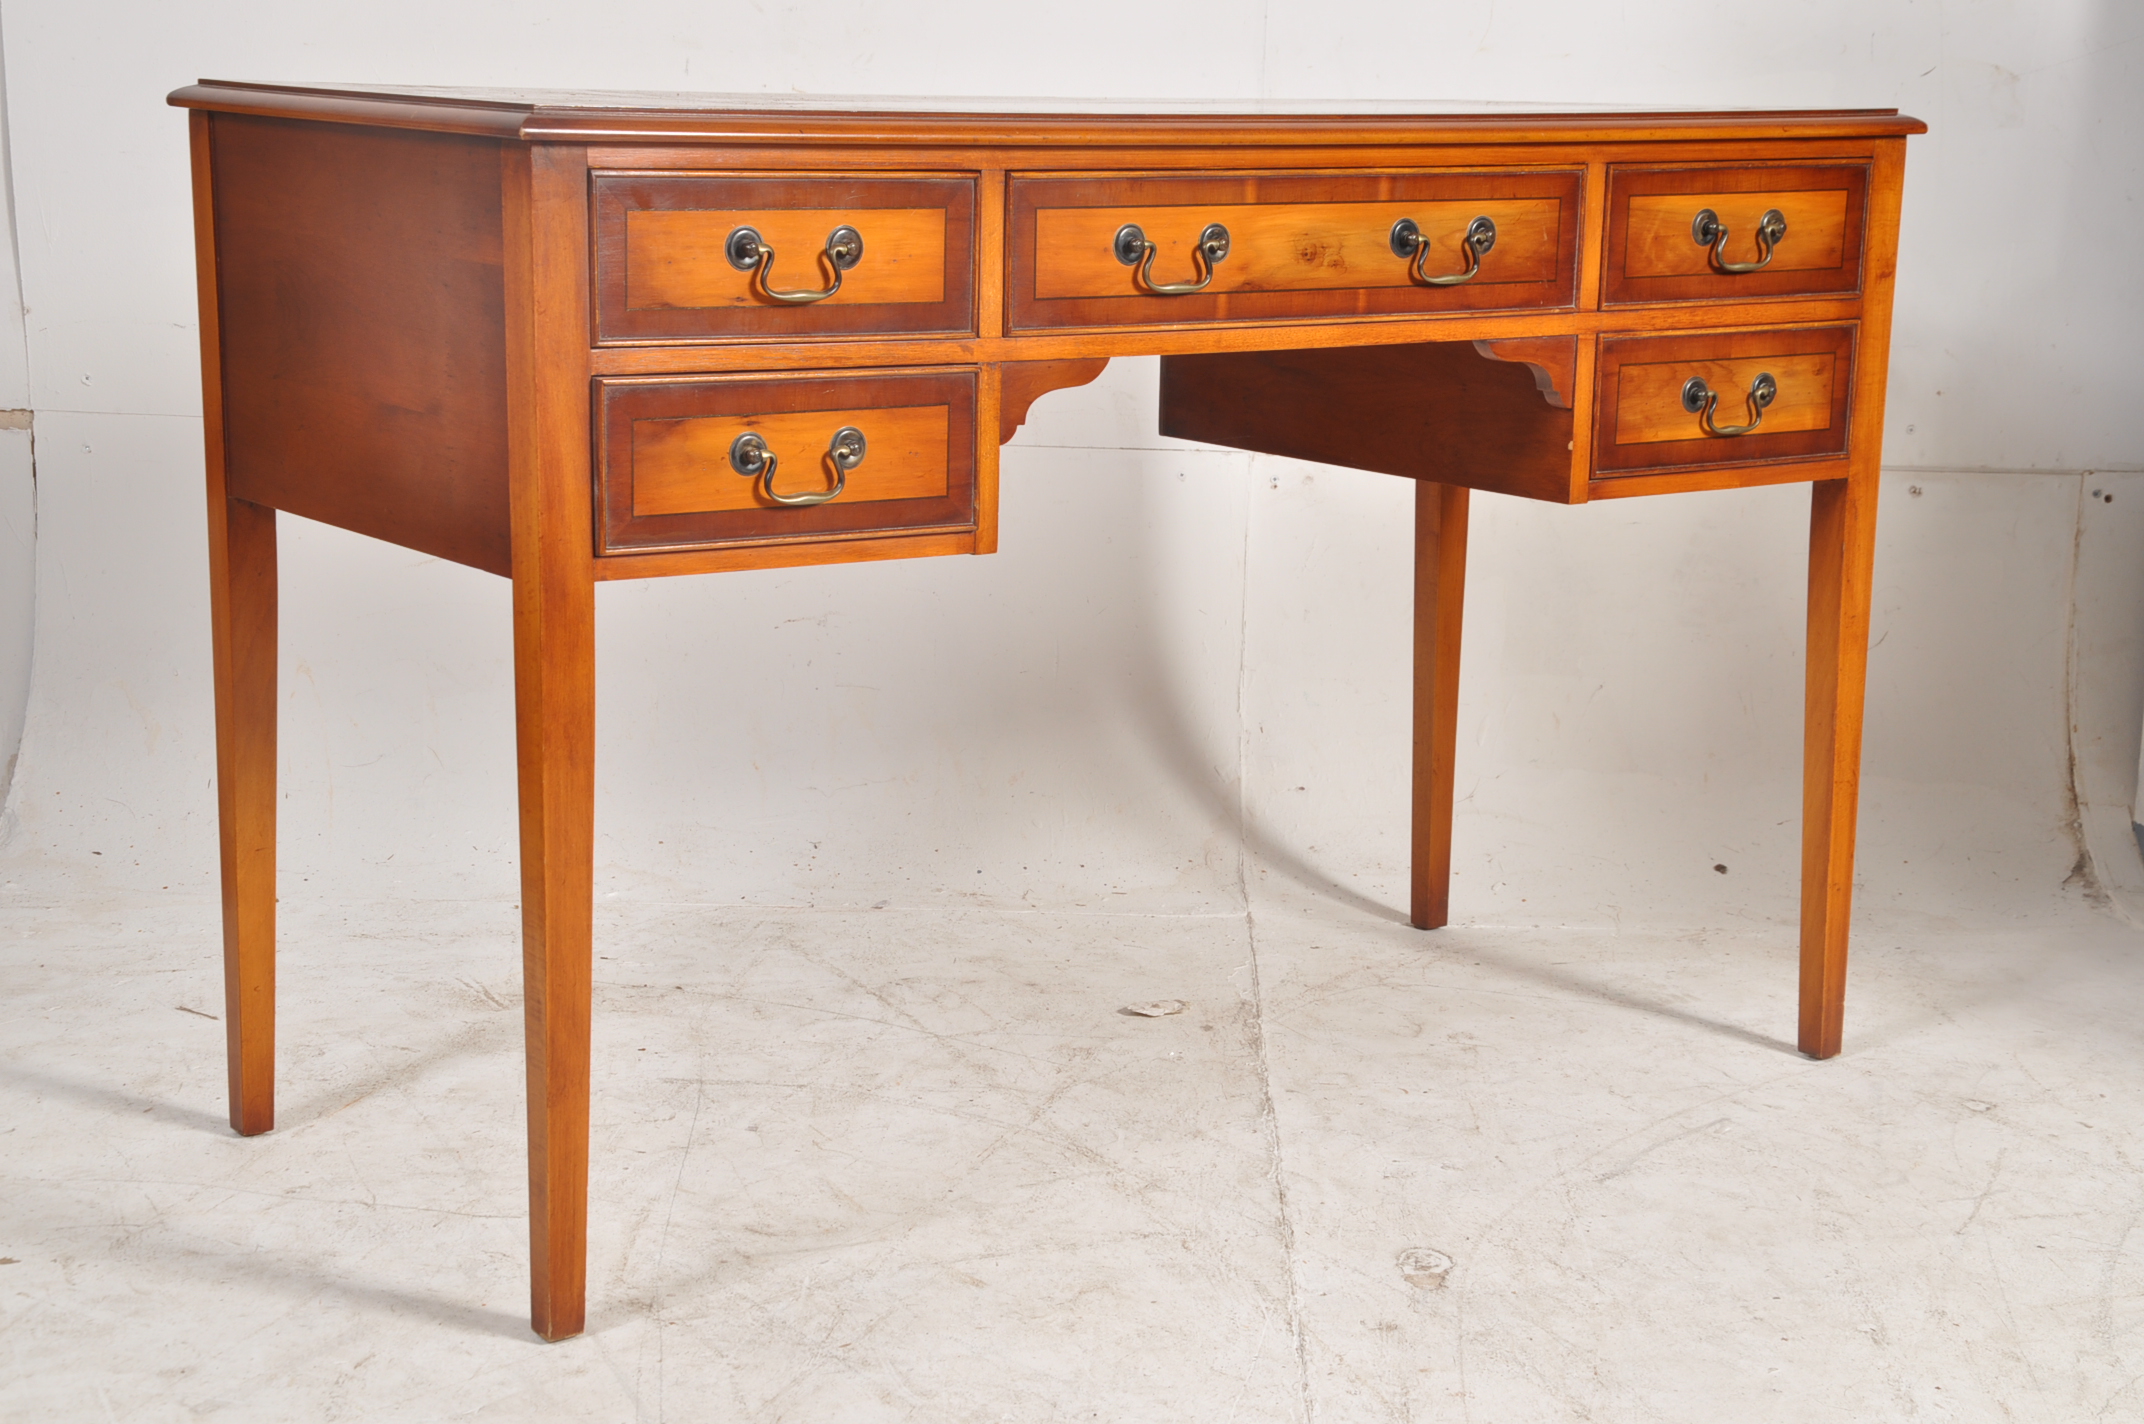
[171,83,1921,1341]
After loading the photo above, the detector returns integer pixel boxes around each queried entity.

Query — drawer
[1603,164,1868,305]
[1594,326,1854,476]
[596,370,977,554]
[1007,169,1582,330]
[592,174,976,343]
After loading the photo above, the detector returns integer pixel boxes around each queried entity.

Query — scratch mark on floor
[1243,909,1315,1423]
[1955,1148,2007,1236]
[652,1079,704,1424]
[1595,1118,1729,1182]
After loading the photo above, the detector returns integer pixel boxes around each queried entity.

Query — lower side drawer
[595,368,978,555]
[1593,325,1854,477]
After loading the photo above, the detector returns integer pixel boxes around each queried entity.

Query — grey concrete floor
[4,875,2142,1422]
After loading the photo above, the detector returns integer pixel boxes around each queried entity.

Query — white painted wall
[0,12,32,806]
[0,0,2137,933]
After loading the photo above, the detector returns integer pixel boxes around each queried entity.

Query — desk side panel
[211,114,512,575]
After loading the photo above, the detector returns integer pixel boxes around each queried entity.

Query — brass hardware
[1390,215,1497,286]
[728,426,868,506]
[1112,221,1230,295]
[723,224,864,304]
[825,425,868,473]
[1680,371,1777,437]
[1689,207,1787,274]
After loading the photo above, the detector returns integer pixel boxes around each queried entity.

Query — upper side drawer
[1007,169,1582,331]
[1603,164,1868,305]
[592,173,977,343]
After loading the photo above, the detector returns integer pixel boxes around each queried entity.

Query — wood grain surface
[577,289,1877,377]
[626,207,947,309]
[1411,482,1469,929]
[171,84,1926,1343]
[169,82,1927,148]
[210,114,512,574]
[1473,336,1578,408]
[194,111,280,1139]
[1160,341,1577,503]
[504,143,599,1342]
[1615,350,1837,444]
[631,403,950,515]
[598,370,977,553]
[1587,456,1850,502]
[1795,136,1908,1061]
[1624,188,1847,278]
[593,174,974,342]
[1801,474,1879,1059]
[1605,164,1868,305]
[593,528,978,580]
[1595,325,1855,474]
[998,358,1111,442]
[1032,197,1564,297]
[1010,170,1582,329]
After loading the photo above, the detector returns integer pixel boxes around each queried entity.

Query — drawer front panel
[597,370,977,553]
[593,174,976,343]
[1604,164,1867,305]
[1595,326,1854,476]
[1008,170,1582,330]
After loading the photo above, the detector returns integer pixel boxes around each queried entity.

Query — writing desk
[169,82,1922,1341]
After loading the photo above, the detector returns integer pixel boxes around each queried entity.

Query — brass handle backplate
[1690,208,1787,274]
[1681,372,1778,437]
[1113,222,1231,295]
[725,224,864,304]
[729,426,869,506]
[1390,215,1497,286]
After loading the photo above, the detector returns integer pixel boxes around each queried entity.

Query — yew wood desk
[170,82,1923,1341]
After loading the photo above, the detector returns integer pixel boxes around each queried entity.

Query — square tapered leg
[1411,481,1469,930]
[1799,474,1880,1059]
[208,494,277,1135]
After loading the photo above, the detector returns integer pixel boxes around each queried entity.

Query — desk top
[169,80,1927,147]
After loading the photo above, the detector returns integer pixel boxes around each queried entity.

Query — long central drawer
[1007,169,1583,331]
